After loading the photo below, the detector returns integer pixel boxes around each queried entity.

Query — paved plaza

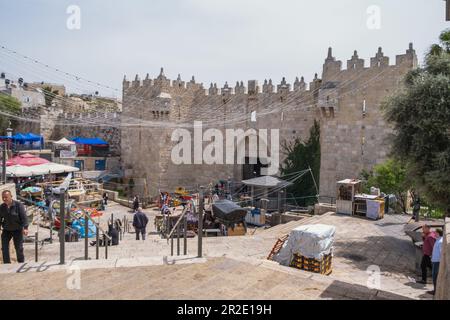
[0,202,435,300]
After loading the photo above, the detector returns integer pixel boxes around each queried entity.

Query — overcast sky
[0,0,448,97]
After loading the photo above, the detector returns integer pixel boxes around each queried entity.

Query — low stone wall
[281,213,311,224]
[436,218,450,300]
[98,188,118,200]
[314,203,336,215]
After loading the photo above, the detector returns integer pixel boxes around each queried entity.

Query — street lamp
[6,121,13,137]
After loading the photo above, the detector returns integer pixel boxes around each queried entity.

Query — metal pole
[59,191,65,265]
[104,234,108,259]
[198,189,203,258]
[96,226,99,260]
[177,223,180,256]
[84,213,89,260]
[35,232,38,262]
[2,141,7,184]
[183,216,187,255]
[171,233,174,256]
[49,220,53,244]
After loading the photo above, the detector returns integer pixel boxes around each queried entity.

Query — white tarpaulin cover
[273,224,336,266]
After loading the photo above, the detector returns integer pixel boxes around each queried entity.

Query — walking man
[0,190,28,263]
[428,229,443,295]
[418,224,437,284]
[133,195,139,212]
[132,207,148,240]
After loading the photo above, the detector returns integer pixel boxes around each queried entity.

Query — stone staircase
[255,213,332,238]
[1,209,433,300]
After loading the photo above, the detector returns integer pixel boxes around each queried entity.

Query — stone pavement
[1,202,436,300]
[0,256,412,300]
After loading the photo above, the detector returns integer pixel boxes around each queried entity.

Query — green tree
[0,94,21,134]
[361,159,411,214]
[383,29,450,216]
[281,120,320,206]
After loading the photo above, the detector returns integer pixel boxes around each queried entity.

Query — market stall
[212,200,248,236]
[336,179,362,215]
[71,137,109,157]
[53,137,77,158]
[336,179,385,220]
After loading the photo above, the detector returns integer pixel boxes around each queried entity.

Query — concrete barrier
[436,218,450,300]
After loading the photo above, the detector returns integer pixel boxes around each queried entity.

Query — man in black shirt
[0,190,28,263]
[133,208,148,240]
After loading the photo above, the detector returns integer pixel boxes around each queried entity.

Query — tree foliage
[360,159,411,214]
[0,94,21,135]
[281,120,320,206]
[383,29,450,215]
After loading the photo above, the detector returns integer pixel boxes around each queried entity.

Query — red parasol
[6,154,50,166]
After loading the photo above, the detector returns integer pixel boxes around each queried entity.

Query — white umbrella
[6,165,33,177]
[30,163,79,175]
[6,163,80,177]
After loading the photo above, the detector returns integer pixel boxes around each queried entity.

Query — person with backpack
[0,190,28,263]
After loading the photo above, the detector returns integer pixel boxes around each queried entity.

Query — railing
[161,189,206,258]
[18,193,112,264]
[166,206,188,256]
[71,201,111,261]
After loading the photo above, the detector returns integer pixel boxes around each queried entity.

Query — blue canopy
[10,133,44,143]
[71,137,108,145]
[24,133,43,142]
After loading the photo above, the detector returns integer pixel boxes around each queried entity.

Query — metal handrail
[166,206,188,241]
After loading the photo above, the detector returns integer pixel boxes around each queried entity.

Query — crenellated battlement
[321,43,418,81]
[62,111,120,120]
[123,72,319,98]
[122,44,417,120]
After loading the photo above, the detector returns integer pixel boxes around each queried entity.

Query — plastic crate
[290,252,332,275]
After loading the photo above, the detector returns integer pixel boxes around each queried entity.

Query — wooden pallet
[267,234,289,261]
